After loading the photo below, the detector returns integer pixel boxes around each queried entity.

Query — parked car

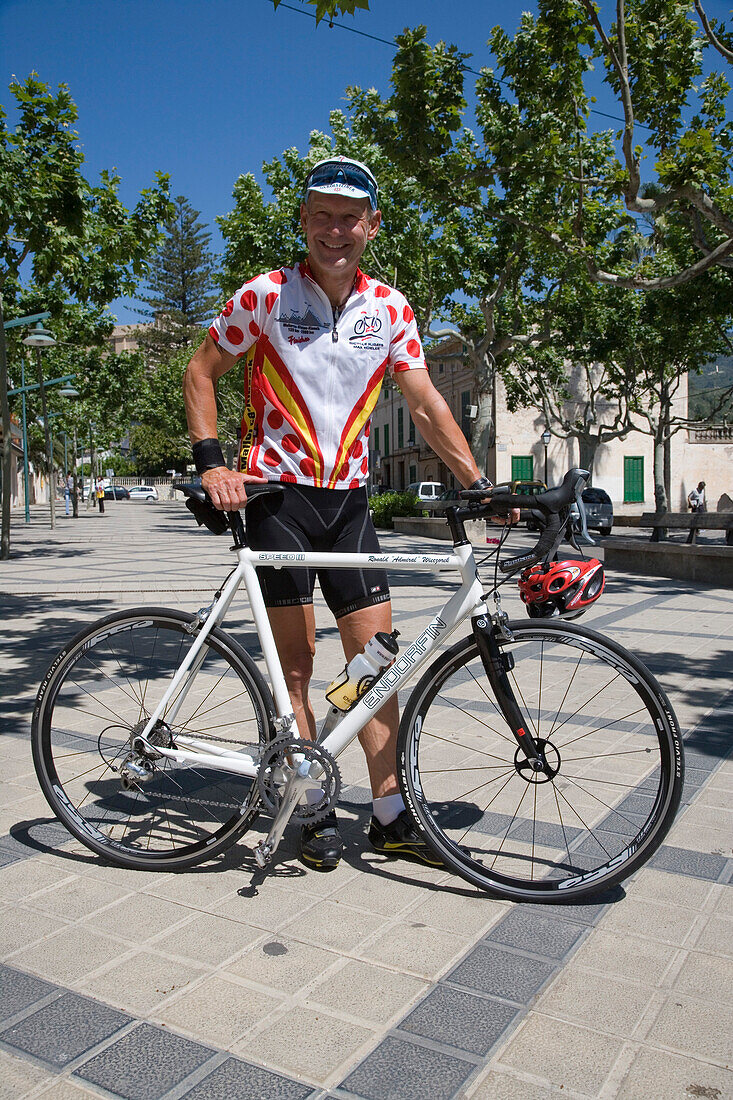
[406,481,447,503]
[427,487,461,514]
[103,485,130,500]
[128,485,159,502]
[511,479,547,498]
[571,487,614,536]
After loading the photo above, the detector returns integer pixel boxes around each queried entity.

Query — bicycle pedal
[253,841,272,868]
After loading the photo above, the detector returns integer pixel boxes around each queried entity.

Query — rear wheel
[398,620,683,902]
[32,608,274,870]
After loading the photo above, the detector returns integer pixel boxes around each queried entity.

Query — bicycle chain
[119,725,264,811]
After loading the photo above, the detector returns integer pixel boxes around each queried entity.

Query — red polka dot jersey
[209,263,426,488]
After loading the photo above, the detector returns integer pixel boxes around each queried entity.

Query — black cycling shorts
[246,485,390,619]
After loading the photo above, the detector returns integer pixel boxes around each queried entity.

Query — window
[408,414,415,443]
[373,426,380,453]
[624,456,644,503]
[384,424,390,457]
[511,455,534,481]
[409,464,417,482]
[397,408,404,449]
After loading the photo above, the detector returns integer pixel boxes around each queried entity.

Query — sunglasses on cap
[304,158,379,211]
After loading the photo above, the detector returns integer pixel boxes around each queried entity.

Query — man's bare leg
[266,604,317,740]
[336,601,400,799]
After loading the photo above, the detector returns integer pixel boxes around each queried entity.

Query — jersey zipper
[332,306,341,343]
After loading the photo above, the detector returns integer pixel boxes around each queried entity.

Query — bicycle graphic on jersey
[352,313,382,336]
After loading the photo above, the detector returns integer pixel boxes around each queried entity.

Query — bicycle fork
[471,614,547,773]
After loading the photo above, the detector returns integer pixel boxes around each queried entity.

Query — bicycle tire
[32,608,275,870]
[397,619,683,902]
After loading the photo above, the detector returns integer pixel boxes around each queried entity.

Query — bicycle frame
[135,540,488,779]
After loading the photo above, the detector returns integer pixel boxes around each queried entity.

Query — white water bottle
[325,630,400,712]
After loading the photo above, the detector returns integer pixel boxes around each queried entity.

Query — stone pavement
[1,502,731,1100]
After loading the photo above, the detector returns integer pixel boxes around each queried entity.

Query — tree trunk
[0,295,11,559]
[470,353,495,477]
[653,429,668,521]
[664,431,672,509]
[35,349,55,530]
[577,436,598,482]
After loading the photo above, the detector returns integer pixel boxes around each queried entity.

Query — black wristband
[470,476,493,491]
[192,438,226,474]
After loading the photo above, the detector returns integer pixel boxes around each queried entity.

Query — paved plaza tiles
[1,502,731,1099]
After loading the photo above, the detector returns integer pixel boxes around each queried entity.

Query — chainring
[257,736,341,826]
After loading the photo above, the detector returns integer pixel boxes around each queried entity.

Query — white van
[407,481,446,502]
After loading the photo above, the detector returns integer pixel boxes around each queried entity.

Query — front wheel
[398,620,683,902]
[32,608,275,870]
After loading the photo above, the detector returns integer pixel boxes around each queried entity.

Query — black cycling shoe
[299,811,343,871]
[368,810,444,867]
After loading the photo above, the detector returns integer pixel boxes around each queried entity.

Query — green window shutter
[384,424,390,457]
[624,456,644,503]
[373,427,380,453]
[511,455,534,481]
[397,408,404,449]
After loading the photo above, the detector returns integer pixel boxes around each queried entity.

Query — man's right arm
[183,335,266,511]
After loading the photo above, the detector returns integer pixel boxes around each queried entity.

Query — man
[184,156,493,871]
[687,481,706,513]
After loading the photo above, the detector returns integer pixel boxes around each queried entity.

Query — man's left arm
[398,369,482,488]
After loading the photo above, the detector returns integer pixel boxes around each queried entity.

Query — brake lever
[572,485,596,547]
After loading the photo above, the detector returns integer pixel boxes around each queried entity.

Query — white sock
[372,793,405,826]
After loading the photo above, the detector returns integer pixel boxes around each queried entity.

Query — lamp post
[22,323,58,528]
[87,421,96,509]
[542,427,551,485]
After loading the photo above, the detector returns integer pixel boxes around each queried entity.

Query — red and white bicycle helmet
[518,558,605,619]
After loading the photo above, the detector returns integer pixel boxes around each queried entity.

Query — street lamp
[23,323,59,528]
[541,426,551,485]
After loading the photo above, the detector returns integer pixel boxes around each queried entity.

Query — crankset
[257,736,341,826]
[253,737,341,869]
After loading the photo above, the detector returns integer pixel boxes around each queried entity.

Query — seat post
[229,510,247,548]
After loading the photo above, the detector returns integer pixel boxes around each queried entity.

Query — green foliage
[103,452,138,476]
[271,0,369,23]
[368,490,420,529]
[124,337,244,475]
[0,75,172,301]
[5,290,144,456]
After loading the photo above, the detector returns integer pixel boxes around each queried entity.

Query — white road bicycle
[32,470,684,903]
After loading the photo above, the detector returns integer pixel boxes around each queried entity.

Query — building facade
[369,336,733,512]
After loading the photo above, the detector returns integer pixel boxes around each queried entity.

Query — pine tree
[137,196,218,363]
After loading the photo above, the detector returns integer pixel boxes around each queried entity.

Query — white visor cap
[304,156,379,210]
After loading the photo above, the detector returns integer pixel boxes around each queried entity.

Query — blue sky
[1,0,730,323]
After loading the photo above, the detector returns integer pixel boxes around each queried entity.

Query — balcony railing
[688,426,733,443]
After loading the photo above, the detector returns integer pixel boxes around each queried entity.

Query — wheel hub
[514,738,561,784]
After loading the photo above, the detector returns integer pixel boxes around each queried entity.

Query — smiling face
[300,192,381,285]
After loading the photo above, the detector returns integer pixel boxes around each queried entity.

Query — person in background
[687,481,707,513]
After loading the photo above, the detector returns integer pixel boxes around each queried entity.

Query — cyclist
[184,156,494,871]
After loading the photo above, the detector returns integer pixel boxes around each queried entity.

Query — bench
[640,512,733,545]
[605,539,733,586]
[393,515,487,545]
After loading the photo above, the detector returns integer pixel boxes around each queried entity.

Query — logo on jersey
[349,312,385,351]
[276,307,326,335]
